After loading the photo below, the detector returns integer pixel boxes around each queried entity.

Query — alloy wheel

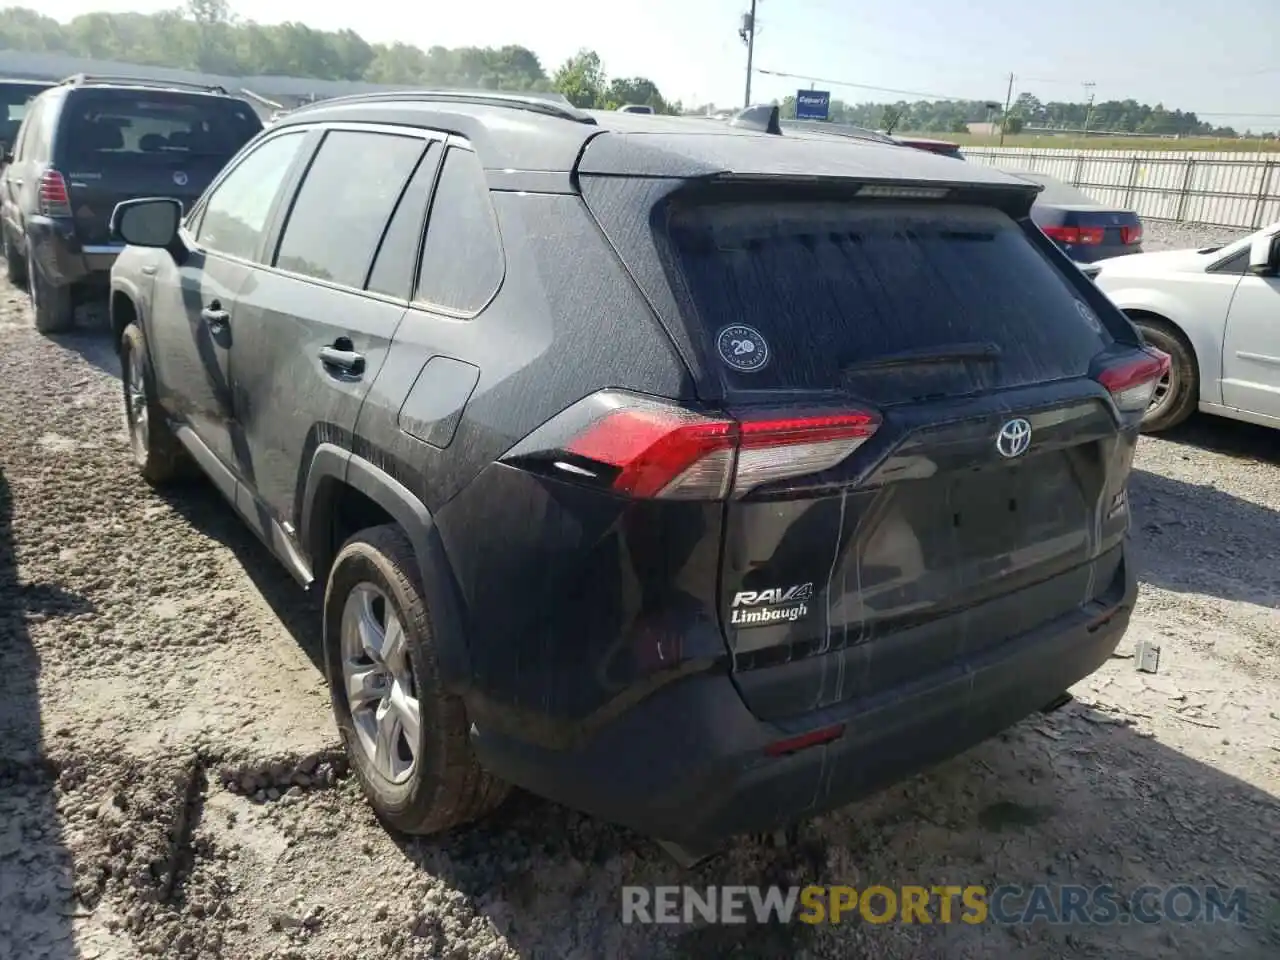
[340,583,421,784]
[124,344,149,460]
[1145,364,1178,423]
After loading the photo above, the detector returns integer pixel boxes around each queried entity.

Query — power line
[754,67,985,102]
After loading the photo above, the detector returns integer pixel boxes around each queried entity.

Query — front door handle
[201,305,229,327]
[319,345,365,376]
[12,178,21,188]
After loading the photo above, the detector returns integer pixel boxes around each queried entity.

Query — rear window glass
[665,201,1112,394]
[1014,174,1098,206]
[0,84,48,147]
[57,93,261,165]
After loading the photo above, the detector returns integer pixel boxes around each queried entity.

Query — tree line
[776,91,1255,139]
[0,3,682,113]
[0,3,1258,135]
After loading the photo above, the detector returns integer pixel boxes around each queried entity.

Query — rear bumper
[26,216,121,288]
[471,552,1136,844]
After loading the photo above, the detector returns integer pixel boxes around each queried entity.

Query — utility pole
[740,0,758,108]
[1081,82,1096,138]
[999,71,1014,146]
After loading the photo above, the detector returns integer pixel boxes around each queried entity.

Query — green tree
[552,49,606,108]
[363,42,431,84]
[605,76,670,112]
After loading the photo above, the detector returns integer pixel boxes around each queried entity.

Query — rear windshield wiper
[842,341,1002,373]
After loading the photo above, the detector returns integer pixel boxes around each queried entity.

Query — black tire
[119,323,189,483]
[30,260,73,334]
[1130,315,1198,433]
[325,524,509,835]
[2,227,26,288]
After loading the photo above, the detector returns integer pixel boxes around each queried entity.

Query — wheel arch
[301,444,472,690]
[1123,308,1202,383]
[110,282,143,351]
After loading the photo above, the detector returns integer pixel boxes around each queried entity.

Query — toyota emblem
[172,171,188,186]
[995,418,1032,459]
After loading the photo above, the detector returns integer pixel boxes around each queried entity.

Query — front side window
[274,130,426,289]
[195,132,305,261]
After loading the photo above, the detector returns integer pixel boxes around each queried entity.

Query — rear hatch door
[591,186,1141,720]
[54,90,262,244]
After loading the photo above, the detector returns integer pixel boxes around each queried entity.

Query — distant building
[965,122,1000,136]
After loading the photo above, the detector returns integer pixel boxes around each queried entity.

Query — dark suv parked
[108,93,1164,855]
[1,74,261,332]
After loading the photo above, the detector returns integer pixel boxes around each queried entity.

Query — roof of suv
[274,92,1039,192]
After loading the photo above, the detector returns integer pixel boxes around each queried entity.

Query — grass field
[900,131,1280,152]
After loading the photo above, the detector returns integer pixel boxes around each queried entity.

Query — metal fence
[962,147,1280,230]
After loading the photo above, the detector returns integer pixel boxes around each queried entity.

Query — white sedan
[1092,221,1280,432]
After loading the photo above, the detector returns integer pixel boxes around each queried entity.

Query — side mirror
[111,197,182,248]
[1248,234,1279,277]
[0,145,11,165]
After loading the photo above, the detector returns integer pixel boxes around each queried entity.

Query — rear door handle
[319,345,365,376]
[201,305,229,327]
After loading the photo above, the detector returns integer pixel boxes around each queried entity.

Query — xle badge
[715,324,770,373]
[730,582,814,628]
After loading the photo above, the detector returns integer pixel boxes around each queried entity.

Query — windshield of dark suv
[56,90,262,167]
[665,200,1114,398]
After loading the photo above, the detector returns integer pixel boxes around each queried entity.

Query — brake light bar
[1042,224,1105,246]
[857,184,949,200]
[1096,348,1170,413]
[38,170,72,217]
[521,392,882,501]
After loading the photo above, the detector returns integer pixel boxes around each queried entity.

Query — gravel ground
[1,220,1278,960]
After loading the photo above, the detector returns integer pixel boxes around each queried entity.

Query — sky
[29,0,1280,126]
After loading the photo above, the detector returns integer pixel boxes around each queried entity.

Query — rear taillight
[514,391,881,500]
[1121,224,1143,245]
[1042,224,1105,246]
[1096,348,1170,413]
[38,170,72,217]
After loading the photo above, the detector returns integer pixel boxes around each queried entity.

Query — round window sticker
[715,324,770,373]
[1075,300,1103,334]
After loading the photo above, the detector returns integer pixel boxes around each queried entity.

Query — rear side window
[666,201,1112,394]
[55,91,261,167]
[274,130,426,289]
[415,147,504,314]
[1017,174,1098,206]
[0,83,45,149]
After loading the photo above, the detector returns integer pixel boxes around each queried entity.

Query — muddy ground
[1,221,1277,960]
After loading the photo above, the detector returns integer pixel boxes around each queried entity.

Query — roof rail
[729,103,782,135]
[291,89,597,125]
[58,74,229,95]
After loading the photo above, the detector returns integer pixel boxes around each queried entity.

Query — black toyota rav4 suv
[108,93,1164,854]
[1,74,261,332]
